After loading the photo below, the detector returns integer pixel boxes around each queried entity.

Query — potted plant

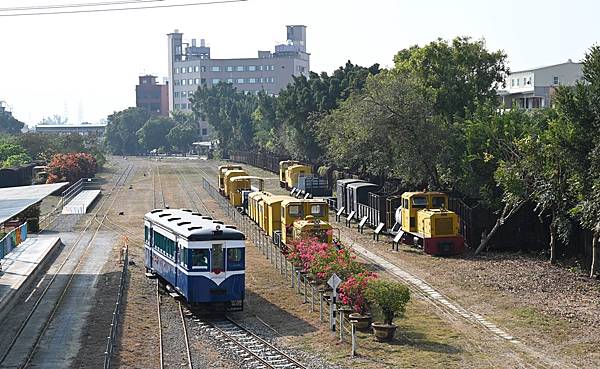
[338,271,378,330]
[365,280,410,341]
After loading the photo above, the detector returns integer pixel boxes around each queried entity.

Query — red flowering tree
[46,152,97,184]
[338,271,378,314]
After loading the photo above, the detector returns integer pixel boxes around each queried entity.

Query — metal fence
[0,223,28,260]
[61,177,101,210]
[103,246,129,369]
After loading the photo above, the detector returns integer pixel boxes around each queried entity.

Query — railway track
[0,163,135,369]
[153,164,193,369]
[187,314,307,369]
[154,164,166,208]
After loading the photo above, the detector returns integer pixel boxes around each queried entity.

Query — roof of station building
[0,182,69,225]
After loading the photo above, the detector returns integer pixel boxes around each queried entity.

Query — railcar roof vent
[168,217,181,222]
[188,226,203,231]
[177,221,192,226]
[213,220,224,225]
[150,209,163,213]
[201,216,213,220]
[158,213,172,217]
[225,225,237,229]
[181,209,193,212]
[192,212,202,216]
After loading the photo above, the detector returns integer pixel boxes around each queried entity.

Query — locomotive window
[191,249,209,270]
[211,244,225,272]
[310,204,323,216]
[412,197,427,208]
[227,248,245,271]
[288,205,301,216]
[432,196,446,208]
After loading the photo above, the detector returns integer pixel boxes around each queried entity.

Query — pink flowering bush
[310,246,365,282]
[338,271,378,314]
[286,237,331,273]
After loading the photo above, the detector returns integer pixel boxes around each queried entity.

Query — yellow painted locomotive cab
[263,195,291,237]
[292,216,333,244]
[285,164,312,189]
[400,192,448,233]
[303,199,329,222]
[280,198,306,244]
[218,164,243,193]
[223,169,247,198]
[227,176,264,207]
[279,160,300,188]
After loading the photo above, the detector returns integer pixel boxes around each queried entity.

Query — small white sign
[327,273,342,295]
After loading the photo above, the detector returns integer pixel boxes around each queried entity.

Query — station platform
[0,235,61,322]
[62,190,101,214]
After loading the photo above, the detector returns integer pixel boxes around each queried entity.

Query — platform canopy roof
[0,182,68,225]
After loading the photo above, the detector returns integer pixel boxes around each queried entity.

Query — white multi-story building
[167,25,310,140]
[498,60,583,109]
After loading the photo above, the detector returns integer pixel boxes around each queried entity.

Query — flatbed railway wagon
[144,208,246,311]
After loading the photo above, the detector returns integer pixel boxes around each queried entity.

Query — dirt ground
[73,156,600,369]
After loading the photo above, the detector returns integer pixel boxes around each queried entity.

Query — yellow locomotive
[279,160,300,188]
[218,164,243,195]
[221,168,334,249]
[396,191,464,255]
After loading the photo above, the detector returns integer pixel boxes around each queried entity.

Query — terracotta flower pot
[349,312,372,331]
[371,323,397,341]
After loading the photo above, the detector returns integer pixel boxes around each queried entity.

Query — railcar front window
[288,205,301,216]
[412,197,427,208]
[191,249,209,270]
[211,244,225,272]
[227,248,245,271]
[432,196,446,208]
[310,204,324,216]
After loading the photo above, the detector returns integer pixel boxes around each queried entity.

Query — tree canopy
[0,112,25,134]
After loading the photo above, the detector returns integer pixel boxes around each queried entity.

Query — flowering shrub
[46,152,97,184]
[338,271,378,314]
[286,236,330,272]
[309,246,365,282]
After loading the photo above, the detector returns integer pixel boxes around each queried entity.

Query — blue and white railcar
[144,208,246,310]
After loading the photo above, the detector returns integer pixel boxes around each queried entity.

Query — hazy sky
[1,0,599,125]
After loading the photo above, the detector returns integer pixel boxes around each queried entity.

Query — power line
[0,0,247,17]
[0,0,159,12]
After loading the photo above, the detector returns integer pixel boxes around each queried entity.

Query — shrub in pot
[338,271,378,330]
[365,279,410,341]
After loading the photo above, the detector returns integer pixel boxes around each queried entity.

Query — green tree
[252,91,284,154]
[0,113,25,134]
[276,61,381,162]
[191,82,256,156]
[137,116,175,153]
[105,107,152,155]
[550,45,600,275]
[318,70,442,187]
[3,153,32,168]
[394,37,508,121]
[167,123,197,154]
